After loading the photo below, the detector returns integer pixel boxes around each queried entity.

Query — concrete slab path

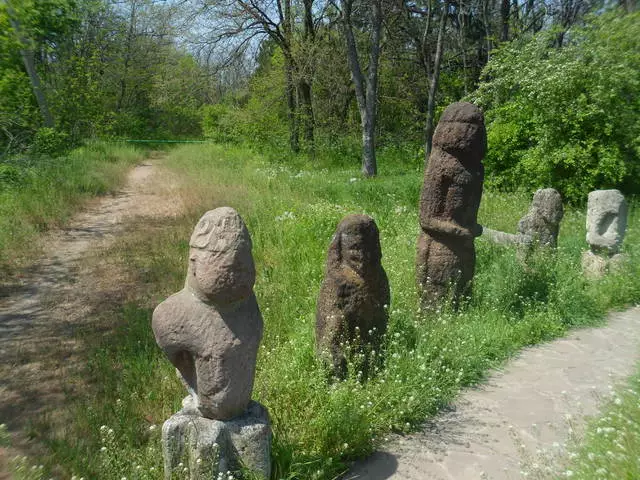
[347,307,640,480]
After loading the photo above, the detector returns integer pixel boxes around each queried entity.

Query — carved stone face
[586,190,628,254]
[187,207,255,304]
[332,216,381,277]
[530,189,563,225]
[340,232,367,275]
[432,102,486,161]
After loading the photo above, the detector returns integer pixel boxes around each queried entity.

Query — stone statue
[152,207,270,479]
[517,188,564,248]
[481,188,563,250]
[316,214,390,379]
[417,102,485,309]
[582,190,628,278]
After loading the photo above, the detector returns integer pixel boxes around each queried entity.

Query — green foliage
[38,144,640,479]
[31,127,70,157]
[471,12,640,203]
[202,49,289,149]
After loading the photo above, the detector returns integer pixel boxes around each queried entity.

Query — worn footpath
[0,154,183,477]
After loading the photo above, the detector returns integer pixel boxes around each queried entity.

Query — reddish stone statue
[417,102,485,309]
[316,215,390,378]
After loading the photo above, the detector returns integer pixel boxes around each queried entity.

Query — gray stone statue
[417,102,485,309]
[582,190,628,278]
[481,188,563,250]
[152,207,270,479]
[316,214,390,379]
[517,188,564,248]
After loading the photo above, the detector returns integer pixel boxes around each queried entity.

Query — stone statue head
[187,207,256,304]
[432,102,486,162]
[586,190,628,255]
[328,215,382,277]
[531,188,563,225]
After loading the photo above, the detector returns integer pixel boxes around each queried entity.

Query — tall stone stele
[316,214,390,379]
[417,101,485,309]
[152,207,271,479]
[582,190,628,278]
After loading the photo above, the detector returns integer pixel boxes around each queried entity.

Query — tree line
[1,0,638,193]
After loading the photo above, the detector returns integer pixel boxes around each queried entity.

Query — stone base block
[162,399,271,479]
[582,250,607,279]
[582,250,627,279]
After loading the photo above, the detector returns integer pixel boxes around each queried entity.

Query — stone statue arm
[421,217,481,239]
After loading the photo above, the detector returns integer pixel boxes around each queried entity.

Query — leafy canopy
[471,11,640,203]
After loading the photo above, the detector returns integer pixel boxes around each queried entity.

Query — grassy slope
[0,142,144,275]
[24,143,640,480]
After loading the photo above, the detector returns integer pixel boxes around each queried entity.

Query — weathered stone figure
[517,188,564,248]
[417,102,485,308]
[586,190,627,254]
[316,214,390,379]
[481,188,563,250]
[582,190,628,278]
[152,207,270,479]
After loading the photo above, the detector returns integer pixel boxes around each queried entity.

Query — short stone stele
[316,214,390,379]
[517,188,564,248]
[417,101,485,309]
[480,188,563,250]
[152,207,271,479]
[582,189,628,278]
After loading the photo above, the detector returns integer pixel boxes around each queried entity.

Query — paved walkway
[347,307,640,479]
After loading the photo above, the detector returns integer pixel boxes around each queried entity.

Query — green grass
[559,364,640,479]
[0,141,144,274]
[20,143,640,479]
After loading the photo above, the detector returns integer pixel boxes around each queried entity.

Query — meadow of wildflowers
[14,143,640,479]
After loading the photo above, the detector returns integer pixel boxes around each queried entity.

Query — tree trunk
[284,55,300,153]
[116,0,137,111]
[482,0,494,59]
[282,0,300,152]
[298,79,314,147]
[424,2,447,163]
[361,0,382,177]
[300,0,315,150]
[500,0,511,41]
[343,0,382,177]
[362,117,376,176]
[6,3,54,128]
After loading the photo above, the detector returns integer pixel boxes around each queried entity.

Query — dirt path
[0,154,183,476]
[348,307,640,479]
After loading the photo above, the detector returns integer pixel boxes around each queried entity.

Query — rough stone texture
[417,102,485,308]
[586,189,628,254]
[517,188,564,248]
[316,214,390,378]
[582,250,628,280]
[481,227,528,246]
[152,207,263,420]
[162,400,271,479]
[581,250,608,279]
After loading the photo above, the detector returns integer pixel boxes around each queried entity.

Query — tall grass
[23,143,640,479]
[0,141,144,274]
[560,364,640,479]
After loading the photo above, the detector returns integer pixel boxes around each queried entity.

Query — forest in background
[0,0,639,201]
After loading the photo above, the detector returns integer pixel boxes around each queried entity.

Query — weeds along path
[348,307,640,480]
[0,152,183,476]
